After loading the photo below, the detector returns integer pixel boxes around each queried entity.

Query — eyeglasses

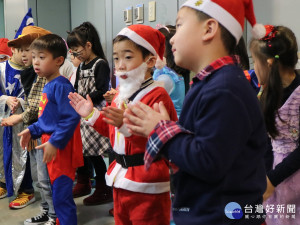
[70,48,84,58]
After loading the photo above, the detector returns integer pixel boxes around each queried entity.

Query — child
[69,51,81,86]
[250,25,300,225]
[18,34,83,225]
[154,25,187,118]
[69,24,178,224]
[0,38,12,62]
[123,1,268,225]
[67,21,112,205]
[7,26,60,224]
[0,41,35,208]
[0,37,12,199]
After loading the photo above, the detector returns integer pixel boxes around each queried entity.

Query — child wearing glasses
[67,22,113,205]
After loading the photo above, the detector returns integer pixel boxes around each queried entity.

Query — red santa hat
[0,38,12,57]
[117,24,165,60]
[181,0,266,44]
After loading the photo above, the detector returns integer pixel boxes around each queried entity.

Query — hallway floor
[0,190,115,225]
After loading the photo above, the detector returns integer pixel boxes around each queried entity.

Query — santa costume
[85,24,178,225]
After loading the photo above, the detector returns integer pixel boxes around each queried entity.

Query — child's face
[20,44,32,67]
[70,53,81,68]
[113,40,147,74]
[251,52,270,86]
[11,48,24,66]
[32,49,60,78]
[170,7,204,71]
[70,43,92,63]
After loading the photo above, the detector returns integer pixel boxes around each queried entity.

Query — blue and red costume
[28,76,83,225]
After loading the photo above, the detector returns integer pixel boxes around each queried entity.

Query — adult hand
[68,92,94,118]
[123,101,170,137]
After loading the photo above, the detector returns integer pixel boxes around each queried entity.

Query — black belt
[114,152,145,168]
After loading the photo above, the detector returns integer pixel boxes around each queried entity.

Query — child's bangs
[67,33,83,49]
[30,38,48,51]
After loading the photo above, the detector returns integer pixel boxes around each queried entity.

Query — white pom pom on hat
[252,24,266,40]
[181,0,266,43]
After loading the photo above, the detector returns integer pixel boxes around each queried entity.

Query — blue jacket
[164,65,267,225]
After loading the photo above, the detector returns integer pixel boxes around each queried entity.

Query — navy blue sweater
[164,65,267,225]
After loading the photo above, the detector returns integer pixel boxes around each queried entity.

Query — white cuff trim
[118,123,132,137]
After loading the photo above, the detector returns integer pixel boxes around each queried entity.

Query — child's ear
[267,58,274,68]
[202,18,219,42]
[86,41,92,49]
[146,55,157,68]
[55,56,65,67]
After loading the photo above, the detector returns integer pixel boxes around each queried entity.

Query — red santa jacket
[86,83,178,193]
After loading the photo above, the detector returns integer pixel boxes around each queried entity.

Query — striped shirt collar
[194,55,240,81]
[141,77,154,88]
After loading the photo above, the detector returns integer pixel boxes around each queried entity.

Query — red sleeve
[92,113,110,138]
[125,87,178,142]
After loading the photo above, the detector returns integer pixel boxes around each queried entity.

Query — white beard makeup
[114,62,148,106]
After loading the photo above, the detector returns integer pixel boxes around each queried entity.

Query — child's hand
[101,105,124,127]
[68,92,94,118]
[103,88,117,104]
[123,101,170,137]
[11,99,21,114]
[1,114,23,126]
[6,97,20,113]
[36,141,57,163]
[263,176,275,201]
[18,128,31,150]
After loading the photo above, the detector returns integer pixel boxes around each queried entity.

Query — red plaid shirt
[144,55,240,170]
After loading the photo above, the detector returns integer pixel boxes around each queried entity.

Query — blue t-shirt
[28,76,80,149]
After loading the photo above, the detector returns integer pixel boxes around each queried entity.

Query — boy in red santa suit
[68,24,178,225]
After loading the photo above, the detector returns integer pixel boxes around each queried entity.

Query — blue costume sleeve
[163,90,256,183]
[28,120,44,139]
[48,84,80,149]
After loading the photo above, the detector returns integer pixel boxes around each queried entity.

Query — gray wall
[247,0,299,47]
[0,0,4,37]
[28,0,71,39]
[4,0,28,40]
[112,0,178,37]
[70,0,107,53]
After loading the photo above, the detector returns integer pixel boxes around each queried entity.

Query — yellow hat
[8,26,51,48]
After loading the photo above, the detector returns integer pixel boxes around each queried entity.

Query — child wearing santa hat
[0,38,12,62]
[69,24,178,225]
[123,0,268,224]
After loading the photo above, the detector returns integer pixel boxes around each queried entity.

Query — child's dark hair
[113,35,152,59]
[67,22,107,61]
[195,11,236,55]
[234,37,250,70]
[250,26,298,138]
[30,34,67,64]
[158,25,190,94]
